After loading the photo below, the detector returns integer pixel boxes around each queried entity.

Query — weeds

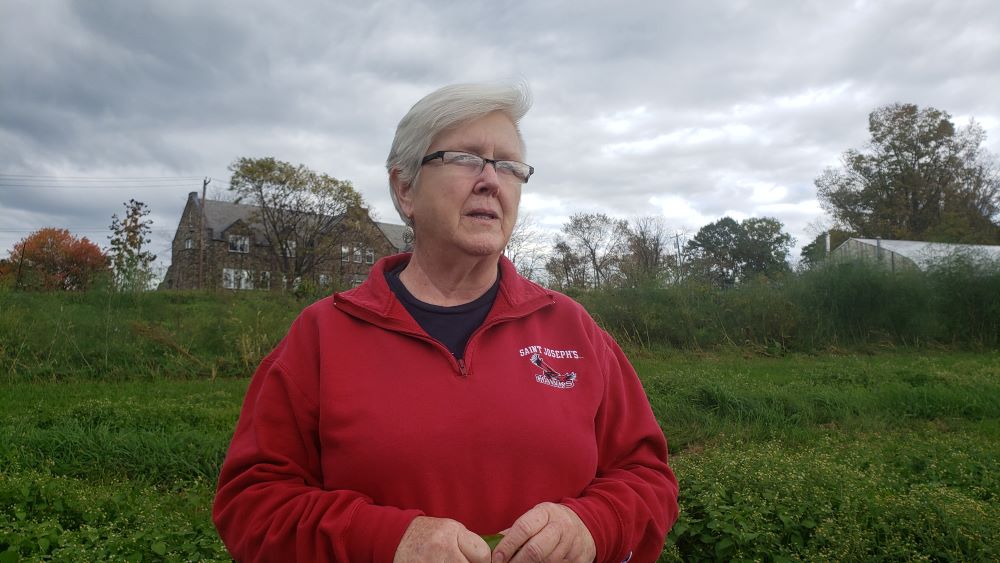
[583,257,1000,353]
[0,289,301,381]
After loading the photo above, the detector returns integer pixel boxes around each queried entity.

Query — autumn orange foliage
[0,228,109,290]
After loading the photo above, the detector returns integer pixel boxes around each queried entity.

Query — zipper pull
[457,358,468,377]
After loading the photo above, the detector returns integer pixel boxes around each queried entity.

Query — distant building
[830,238,1000,272]
[161,192,410,291]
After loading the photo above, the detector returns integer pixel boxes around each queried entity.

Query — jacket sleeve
[212,326,423,563]
[560,331,679,563]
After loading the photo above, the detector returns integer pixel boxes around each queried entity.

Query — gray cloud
[1,0,998,269]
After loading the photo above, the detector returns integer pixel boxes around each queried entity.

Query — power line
[0,228,178,233]
[0,173,209,190]
[0,183,205,189]
[0,174,203,181]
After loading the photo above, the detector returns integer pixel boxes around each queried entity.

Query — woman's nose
[474,162,501,195]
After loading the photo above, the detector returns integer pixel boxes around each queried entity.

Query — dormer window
[228,235,250,253]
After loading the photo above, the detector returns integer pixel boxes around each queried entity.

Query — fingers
[394,516,488,563]
[491,503,596,563]
[492,504,551,562]
[508,524,562,563]
[458,530,492,563]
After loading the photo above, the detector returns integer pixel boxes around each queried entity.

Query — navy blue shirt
[386,264,500,359]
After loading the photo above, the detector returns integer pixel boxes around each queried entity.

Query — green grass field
[2,351,998,561]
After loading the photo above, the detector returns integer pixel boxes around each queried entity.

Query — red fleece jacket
[213,254,678,562]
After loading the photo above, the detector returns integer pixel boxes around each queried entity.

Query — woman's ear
[390,169,415,221]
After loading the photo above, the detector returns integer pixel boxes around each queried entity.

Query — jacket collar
[333,253,554,330]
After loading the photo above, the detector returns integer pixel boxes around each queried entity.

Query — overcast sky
[2,0,999,276]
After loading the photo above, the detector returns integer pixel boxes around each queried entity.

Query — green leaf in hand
[481,533,504,551]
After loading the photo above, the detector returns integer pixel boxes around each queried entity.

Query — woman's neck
[398,247,500,306]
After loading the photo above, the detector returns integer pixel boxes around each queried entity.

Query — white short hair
[386,81,532,225]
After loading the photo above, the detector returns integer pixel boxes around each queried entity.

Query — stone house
[161,192,410,291]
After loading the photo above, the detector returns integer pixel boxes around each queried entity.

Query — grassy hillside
[3,258,998,382]
[0,289,301,380]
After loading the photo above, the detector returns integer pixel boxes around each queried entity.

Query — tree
[739,217,794,278]
[108,199,156,291]
[816,103,1000,243]
[0,228,108,290]
[684,216,793,286]
[684,217,742,286]
[620,216,672,288]
[228,157,367,286]
[543,240,588,291]
[558,212,629,288]
[504,213,548,281]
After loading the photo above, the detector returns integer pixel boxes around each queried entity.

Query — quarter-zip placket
[455,304,552,377]
[335,282,554,379]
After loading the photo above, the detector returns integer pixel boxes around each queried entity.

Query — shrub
[580,258,999,352]
[662,434,999,561]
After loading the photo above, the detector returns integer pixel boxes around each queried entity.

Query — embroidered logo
[529,353,577,389]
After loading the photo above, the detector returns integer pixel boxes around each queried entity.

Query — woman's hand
[394,516,492,563]
[491,503,596,563]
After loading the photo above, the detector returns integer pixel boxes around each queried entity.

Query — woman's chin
[454,235,505,258]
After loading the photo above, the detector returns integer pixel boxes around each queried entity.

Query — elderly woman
[213,82,679,563]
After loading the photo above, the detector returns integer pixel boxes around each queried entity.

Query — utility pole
[199,177,209,289]
[14,241,26,290]
[673,232,683,282]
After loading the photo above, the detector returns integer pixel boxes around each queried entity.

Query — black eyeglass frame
[420,150,534,183]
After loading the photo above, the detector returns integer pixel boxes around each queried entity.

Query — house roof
[375,222,411,252]
[842,238,1000,269]
[194,194,408,252]
[202,198,268,242]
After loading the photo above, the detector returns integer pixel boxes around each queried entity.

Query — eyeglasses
[420,151,534,184]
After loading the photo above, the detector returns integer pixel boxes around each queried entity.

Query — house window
[319,274,331,287]
[353,246,362,263]
[223,268,254,290]
[341,245,350,262]
[365,248,375,264]
[284,240,297,258]
[228,235,250,253]
[184,238,193,250]
[258,271,270,290]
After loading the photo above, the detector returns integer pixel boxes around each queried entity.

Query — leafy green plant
[1,340,997,561]
[481,533,504,551]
